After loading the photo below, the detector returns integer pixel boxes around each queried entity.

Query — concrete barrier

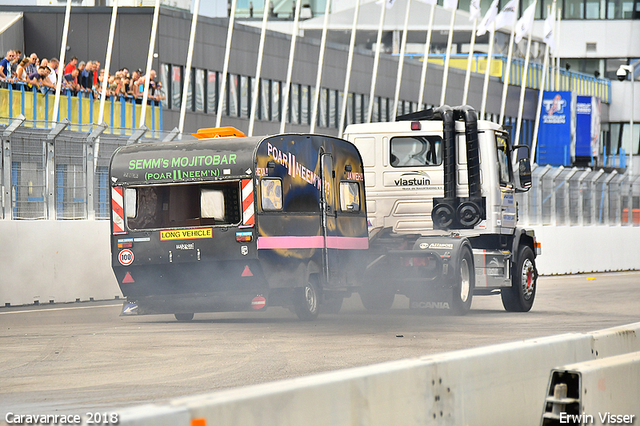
[113,322,640,426]
[1,222,640,307]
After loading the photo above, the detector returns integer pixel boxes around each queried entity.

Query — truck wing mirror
[516,157,532,192]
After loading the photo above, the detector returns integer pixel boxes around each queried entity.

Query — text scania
[129,154,236,170]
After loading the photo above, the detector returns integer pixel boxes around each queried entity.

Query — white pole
[440,6,457,106]
[392,0,412,120]
[279,0,303,133]
[338,0,361,138]
[514,31,532,146]
[310,0,332,133]
[462,17,478,105]
[248,2,270,136]
[216,0,238,128]
[555,8,562,90]
[531,3,554,164]
[52,0,72,126]
[95,0,119,170]
[366,1,387,123]
[139,0,161,128]
[178,0,201,134]
[418,3,436,107]
[498,2,518,125]
[480,22,495,118]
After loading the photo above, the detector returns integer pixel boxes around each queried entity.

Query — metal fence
[1,116,180,221]
[1,117,637,226]
[517,164,640,226]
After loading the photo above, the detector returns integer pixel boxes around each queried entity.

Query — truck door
[496,133,517,232]
[320,152,338,284]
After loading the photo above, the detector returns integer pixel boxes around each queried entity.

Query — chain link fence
[1,117,181,221]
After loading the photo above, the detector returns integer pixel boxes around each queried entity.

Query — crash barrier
[113,322,640,426]
[0,85,163,132]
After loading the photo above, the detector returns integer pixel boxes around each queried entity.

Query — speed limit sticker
[118,249,134,266]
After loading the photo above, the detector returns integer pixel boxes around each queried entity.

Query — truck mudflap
[406,235,474,313]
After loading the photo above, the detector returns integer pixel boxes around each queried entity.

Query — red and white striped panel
[241,179,255,226]
[112,186,126,234]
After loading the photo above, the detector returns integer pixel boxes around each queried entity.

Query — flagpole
[367,1,387,123]
[555,8,562,90]
[52,0,72,126]
[531,2,555,164]
[280,0,303,133]
[392,0,412,120]
[462,17,478,105]
[514,27,533,146]
[248,1,270,136]
[139,0,161,128]
[338,0,362,138]
[480,22,495,118]
[498,1,518,125]
[440,1,457,106]
[216,0,238,128]
[310,0,332,133]
[179,0,201,134]
[417,3,436,107]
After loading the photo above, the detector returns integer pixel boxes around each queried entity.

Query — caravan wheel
[294,278,320,321]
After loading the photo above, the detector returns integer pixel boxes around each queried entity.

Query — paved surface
[1,271,639,419]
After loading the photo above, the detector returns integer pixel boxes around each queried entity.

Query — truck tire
[501,245,537,312]
[294,277,320,320]
[359,286,395,311]
[174,313,194,322]
[451,246,474,315]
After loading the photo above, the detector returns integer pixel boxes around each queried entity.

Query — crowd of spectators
[0,49,164,104]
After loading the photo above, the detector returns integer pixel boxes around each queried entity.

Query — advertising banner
[537,91,572,167]
[575,96,601,161]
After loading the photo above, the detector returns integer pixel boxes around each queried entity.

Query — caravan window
[124,188,137,218]
[339,181,360,212]
[261,178,283,211]
[390,136,442,167]
[126,182,241,230]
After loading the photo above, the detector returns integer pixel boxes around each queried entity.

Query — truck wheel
[501,245,537,312]
[359,287,395,311]
[174,313,194,322]
[451,246,474,315]
[294,278,320,321]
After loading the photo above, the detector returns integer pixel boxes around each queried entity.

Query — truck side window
[339,181,360,212]
[124,188,137,219]
[390,136,441,167]
[496,134,512,186]
[261,178,283,211]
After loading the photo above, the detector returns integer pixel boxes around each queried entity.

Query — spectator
[81,61,93,90]
[63,68,80,93]
[0,50,14,79]
[136,70,161,102]
[93,60,100,88]
[130,70,142,99]
[64,56,77,75]
[25,53,39,75]
[47,58,60,88]
[10,50,21,77]
[28,65,55,93]
[15,57,31,82]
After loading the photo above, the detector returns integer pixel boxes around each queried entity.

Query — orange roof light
[192,127,246,139]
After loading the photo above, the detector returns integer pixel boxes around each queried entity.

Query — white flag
[543,11,556,53]
[376,0,396,8]
[494,0,517,31]
[443,0,458,10]
[469,0,482,21]
[515,2,536,43]
[476,0,499,36]
[416,0,437,4]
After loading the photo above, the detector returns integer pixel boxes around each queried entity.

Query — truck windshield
[390,136,442,167]
[125,181,241,230]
